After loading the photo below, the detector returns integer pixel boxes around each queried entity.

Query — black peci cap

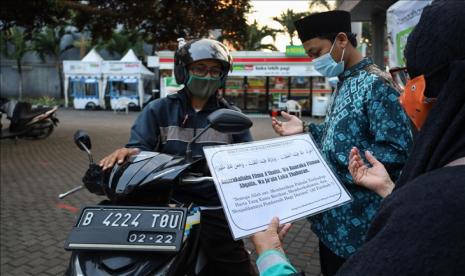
[294,10,352,43]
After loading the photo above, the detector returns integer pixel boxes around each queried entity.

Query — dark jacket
[127,89,252,154]
[126,88,253,205]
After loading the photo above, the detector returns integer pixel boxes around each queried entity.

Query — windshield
[70,78,99,97]
[108,78,138,97]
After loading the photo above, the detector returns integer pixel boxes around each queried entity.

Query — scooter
[59,108,252,275]
[0,99,59,140]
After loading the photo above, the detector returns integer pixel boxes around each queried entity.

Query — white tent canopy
[120,49,139,62]
[63,48,104,108]
[102,49,155,109]
[81,48,104,62]
[119,49,155,76]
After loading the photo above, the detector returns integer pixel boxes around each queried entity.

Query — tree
[97,30,145,59]
[72,34,92,59]
[272,9,308,46]
[33,26,74,99]
[0,0,70,35]
[1,1,252,51]
[239,20,278,51]
[0,27,33,100]
[68,0,252,51]
[308,0,332,11]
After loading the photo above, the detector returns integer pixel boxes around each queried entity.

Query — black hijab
[337,4,465,274]
[395,0,465,188]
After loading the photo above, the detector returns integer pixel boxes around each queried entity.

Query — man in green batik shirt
[271,11,412,276]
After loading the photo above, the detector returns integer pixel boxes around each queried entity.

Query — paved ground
[0,109,323,275]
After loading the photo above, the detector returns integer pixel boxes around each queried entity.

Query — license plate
[65,206,187,252]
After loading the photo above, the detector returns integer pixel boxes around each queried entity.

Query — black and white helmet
[174,38,232,85]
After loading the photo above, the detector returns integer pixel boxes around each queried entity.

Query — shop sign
[229,64,320,77]
[285,45,306,57]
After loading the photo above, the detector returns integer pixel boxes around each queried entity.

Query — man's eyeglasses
[389,67,410,90]
[189,65,224,78]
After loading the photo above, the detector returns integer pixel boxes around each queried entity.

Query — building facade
[151,50,332,115]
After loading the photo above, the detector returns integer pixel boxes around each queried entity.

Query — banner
[387,0,431,67]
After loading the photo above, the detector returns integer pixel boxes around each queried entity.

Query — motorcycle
[59,108,253,276]
[0,98,59,140]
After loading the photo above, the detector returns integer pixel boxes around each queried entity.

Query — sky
[247,1,331,52]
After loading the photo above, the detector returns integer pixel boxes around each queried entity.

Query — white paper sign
[203,134,352,240]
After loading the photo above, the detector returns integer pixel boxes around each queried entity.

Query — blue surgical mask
[312,40,345,77]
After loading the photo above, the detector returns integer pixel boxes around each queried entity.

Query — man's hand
[251,217,292,255]
[99,148,140,170]
[271,111,304,136]
[348,147,395,198]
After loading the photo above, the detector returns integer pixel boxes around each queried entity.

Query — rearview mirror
[74,130,92,151]
[207,109,252,134]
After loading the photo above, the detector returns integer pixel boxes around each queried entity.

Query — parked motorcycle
[0,98,59,140]
[59,108,252,276]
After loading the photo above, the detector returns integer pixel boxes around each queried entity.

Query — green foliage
[33,26,74,99]
[33,26,74,62]
[2,1,252,51]
[308,0,333,12]
[239,20,278,51]
[56,0,251,50]
[272,9,309,46]
[1,27,32,60]
[0,0,71,35]
[1,27,33,100]
[97,30,145,59]
[5,96,63,107]
[24,96,62,107]
[72,35,92,59]
[271,1,337,46]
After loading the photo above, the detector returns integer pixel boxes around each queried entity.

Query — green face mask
[186,75,222,99]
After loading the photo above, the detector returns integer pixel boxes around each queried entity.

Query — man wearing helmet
[100,39,255,275]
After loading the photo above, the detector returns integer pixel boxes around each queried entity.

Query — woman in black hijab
[342,1,465,274]
[251,1,465,275]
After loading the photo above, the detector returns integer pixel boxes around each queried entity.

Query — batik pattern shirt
[307,58,412,258]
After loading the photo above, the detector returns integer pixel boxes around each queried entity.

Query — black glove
[82,164,105,195]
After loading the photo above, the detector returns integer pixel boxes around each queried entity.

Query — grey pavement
[0,109,323,276]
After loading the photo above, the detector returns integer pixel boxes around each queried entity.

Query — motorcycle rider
[100,38,256,276]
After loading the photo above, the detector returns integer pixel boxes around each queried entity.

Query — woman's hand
[271,111,304,136]
[99,147,140,170]
[348,147,395,198]
[251,217,292,255]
